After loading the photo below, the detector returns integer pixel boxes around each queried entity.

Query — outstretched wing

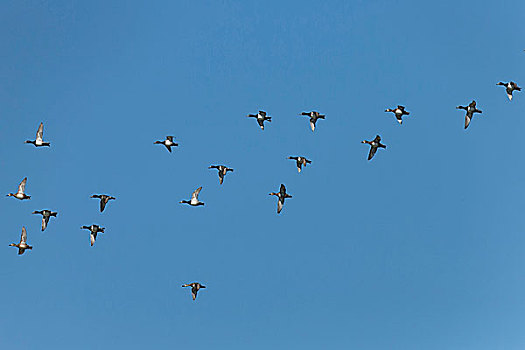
[18,177,27,195]
[464,114,471,129]
[310,119,316,131]
[36,123,44,142]
[100,198,107,212]
[167,136,174,142]
[90,232,96,246]
[368,146,377,160]
[42,216,50,231]
[21,227,27,243]
[257,118,265,129]
[277,199,283,214]
[192,187,202,200]
[218,172,224,185]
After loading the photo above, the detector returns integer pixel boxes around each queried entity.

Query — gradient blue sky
[1,1,525,349]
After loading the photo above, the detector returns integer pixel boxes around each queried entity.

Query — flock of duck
[6,80,521,300]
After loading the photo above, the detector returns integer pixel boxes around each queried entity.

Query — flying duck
[90,194,116,212]
[154,136,178,152]
[9,227,32,255]
[182,282,206,300]
[6,177,31,200]
[385,105,410,124]
[180,187,205,206]
[247,111,271,130]
[81,224,105,246]
[288,156,312,173]
[269,184,292,214]
[301,111,325,131]
[208,165,234,185]
[497,81,521,101]
[456,100,482,129]
[361,135,386,160]
[32,210,58,231]
[25,122,50,147]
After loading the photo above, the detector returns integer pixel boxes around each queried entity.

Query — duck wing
[192,288,198,300]
[257,118,265,129]
[166,136,174,142]
[36,123,44,142]
[218,172,224,184]
[368,146,377,160]
[90,232,97,246]
[277,198,284,214]
[100,198,107,212]
[465,113,471,129]
[164,144,172,152]
[192,187,202,200]
[310,119,316,131]
[21,227,27,244]
[17,177,27,195]
[42,215,50,231]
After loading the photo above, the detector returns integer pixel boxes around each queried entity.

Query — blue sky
[1,0,524,349]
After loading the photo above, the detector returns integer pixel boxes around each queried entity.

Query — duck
[80,224,105,246]
[6,177,31,200]
[247,111,271,130]
[25,122,50,147]
[90,194,116,212]
[300,111,325,131]
[208,165,234,185]
[456,100,482,129]
[32,210,58,231]
[180,186,205,206]
[288,156,312,173]
[182,282,206,300]
[385,105,410,124]
[9,227,32,255]
[269,184,292,214]
[497,81,521,101]
[361,135,386,160]
[154,136,178,152]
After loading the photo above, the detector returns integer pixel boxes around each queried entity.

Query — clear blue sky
[1,1,524,349]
